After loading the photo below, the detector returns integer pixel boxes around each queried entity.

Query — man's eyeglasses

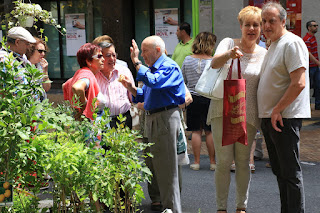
[36,49,47,54]
[92,54,104,59]
[312,24,318,27]
[104,53,117,58]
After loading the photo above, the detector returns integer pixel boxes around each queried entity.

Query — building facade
[0,0,316,83]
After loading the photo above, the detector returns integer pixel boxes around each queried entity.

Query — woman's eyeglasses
[36,49,47,54]
[92,54,104,59]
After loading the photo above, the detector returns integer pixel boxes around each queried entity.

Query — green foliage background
[0,41,152,213]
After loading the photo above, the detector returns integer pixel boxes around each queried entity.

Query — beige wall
[213,0,244,48]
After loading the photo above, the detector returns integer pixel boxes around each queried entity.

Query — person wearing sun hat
[0,26,36,84]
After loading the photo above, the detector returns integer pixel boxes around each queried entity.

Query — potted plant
[9,0,65,35]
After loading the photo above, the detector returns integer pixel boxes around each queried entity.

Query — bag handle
[226,58,242,80]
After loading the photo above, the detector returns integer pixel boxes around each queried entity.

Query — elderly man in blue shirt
[120,35,185,213]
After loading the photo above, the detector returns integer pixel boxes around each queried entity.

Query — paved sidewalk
[48,90,320,162]
[187,103,320,163]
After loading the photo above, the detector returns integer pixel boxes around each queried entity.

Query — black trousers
[261,118,304,213]
[109,110,132,129]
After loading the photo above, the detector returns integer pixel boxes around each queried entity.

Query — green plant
[0,37,153,212]
[0,39,50,212]
[3,0,66,38]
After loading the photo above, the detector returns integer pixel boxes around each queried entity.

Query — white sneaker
[210,164,217,171]
[162,209,173,213]
[190,163,200,170]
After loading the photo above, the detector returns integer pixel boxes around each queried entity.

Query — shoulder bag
[195,39,234,100]
[195,61,231,100]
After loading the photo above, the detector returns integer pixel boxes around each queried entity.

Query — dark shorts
[186,95,211,131]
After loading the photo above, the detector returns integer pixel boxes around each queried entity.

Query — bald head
[142,36,166,54]
[141,36,166,66]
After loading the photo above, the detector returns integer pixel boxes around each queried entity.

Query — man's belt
[145,105,178,115]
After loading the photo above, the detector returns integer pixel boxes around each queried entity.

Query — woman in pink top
[63,43,105,120]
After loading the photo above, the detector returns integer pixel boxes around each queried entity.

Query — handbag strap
[226,58,242,80]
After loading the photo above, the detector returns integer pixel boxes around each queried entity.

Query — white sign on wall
[65,13,86,56]
[154,8,179,55]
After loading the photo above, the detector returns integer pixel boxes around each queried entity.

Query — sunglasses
[36,49,47,54]
[92,54,104,59]
[312,24,319,27]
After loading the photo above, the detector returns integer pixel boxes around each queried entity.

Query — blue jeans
[261,118,304,213]
[309,66,320,107]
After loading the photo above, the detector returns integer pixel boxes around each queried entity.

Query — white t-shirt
[257,32,311,118]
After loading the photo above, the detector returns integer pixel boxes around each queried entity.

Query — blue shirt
[133,54,185,110]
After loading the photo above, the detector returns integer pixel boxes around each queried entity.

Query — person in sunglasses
[92,36,135,129]
[303,20,320,110]
[26,37,51,99]
[63,43,105,121]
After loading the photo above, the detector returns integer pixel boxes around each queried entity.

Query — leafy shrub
[0,40,152,213]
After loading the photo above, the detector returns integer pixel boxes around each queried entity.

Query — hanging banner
[154,8,179,55]
[65,13,86,56]
[286,0,302,36]
[248,0,301,36]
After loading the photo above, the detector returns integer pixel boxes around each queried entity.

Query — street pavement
[138,104,320,213]
[139,156,320,213]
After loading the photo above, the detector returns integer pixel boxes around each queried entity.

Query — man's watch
[134,61,142,67]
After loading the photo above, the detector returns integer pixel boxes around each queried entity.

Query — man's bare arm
[271,67,306,132]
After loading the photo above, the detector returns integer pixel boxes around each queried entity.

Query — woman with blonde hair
[181,32,217,170]
[208,6,267,212]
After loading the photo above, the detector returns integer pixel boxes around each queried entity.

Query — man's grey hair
[98,41,114,49]
[262,1,287,21]
[150,35,165,54]
[7,37,16,44]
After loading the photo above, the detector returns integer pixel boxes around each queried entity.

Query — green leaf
[0,121,6,127]
[92,192,98,201]
[16,129,29,140]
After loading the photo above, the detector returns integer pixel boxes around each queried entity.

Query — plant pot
[18,15,34,27]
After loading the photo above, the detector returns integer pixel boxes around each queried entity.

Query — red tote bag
[222,58,247,146]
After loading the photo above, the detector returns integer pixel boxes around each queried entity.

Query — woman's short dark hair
[76,43,101,68]
[26,37,48,59]
[192,32,217,55]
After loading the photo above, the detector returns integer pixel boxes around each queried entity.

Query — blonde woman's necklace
[240,39,255,53]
